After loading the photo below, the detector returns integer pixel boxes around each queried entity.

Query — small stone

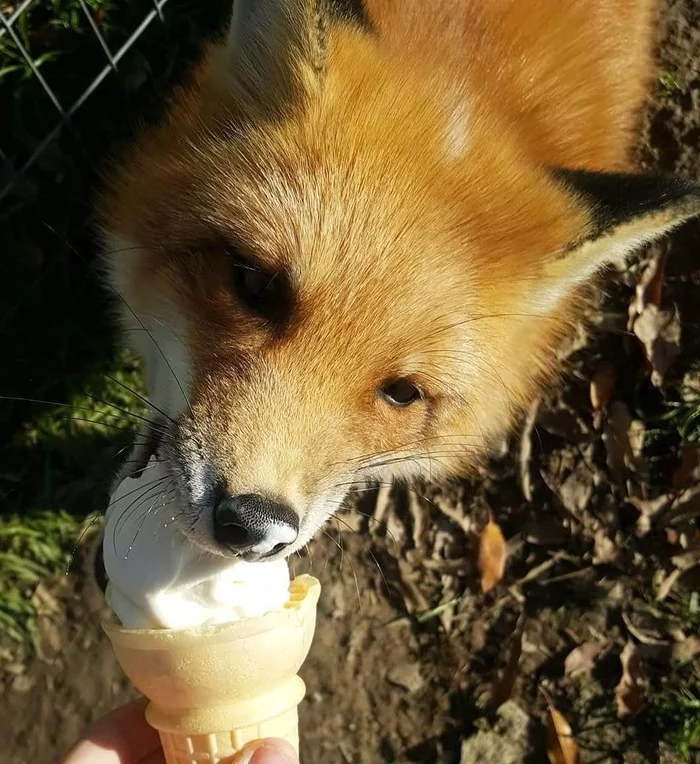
[11,674,35,694]
[387,662,424,693]
[460,701,530,764]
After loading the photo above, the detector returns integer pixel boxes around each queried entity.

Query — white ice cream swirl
[102,458,291,630]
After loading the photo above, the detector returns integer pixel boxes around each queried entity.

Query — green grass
[659,71,683,97]
[1,0,229,650]
[651,667,700,762]
[0,353,147,647]
[0,510,78,644]
[659,367,700,445]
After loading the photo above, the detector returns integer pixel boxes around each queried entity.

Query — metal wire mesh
[0,0,169,203]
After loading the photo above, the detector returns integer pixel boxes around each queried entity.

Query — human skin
[60,697,298,764]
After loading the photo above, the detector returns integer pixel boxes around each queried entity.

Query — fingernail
[249,740,298,764]
[235,739,298,764]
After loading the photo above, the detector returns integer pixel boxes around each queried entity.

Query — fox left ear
[224,0,370,115]
[544,168,700,294]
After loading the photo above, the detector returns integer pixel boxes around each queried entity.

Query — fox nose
[213,493,299,558]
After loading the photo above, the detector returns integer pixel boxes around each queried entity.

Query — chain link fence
[0,0,170,203]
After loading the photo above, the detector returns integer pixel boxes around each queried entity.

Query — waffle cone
[103,575,320,763]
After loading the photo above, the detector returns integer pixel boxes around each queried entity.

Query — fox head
[100,0,700,562]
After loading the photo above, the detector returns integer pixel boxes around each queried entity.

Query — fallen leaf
[564,641,606,678]
[407,491,427,550]
[385,505,409,552]
[629,241,669,318]
[627,419,646,463]
[519,399,540,502]
[593,528,622,567]
[558,461,595,514]
[626,243,680,386]
[672,636,700,665]
[590,361,617,429]
[628,494,674,536]
[478,516,507,593]
[615,642,648,718]
[372,482,393,529]
[602,401,646,484]
[622,609,671,646]
[396,560,430,614]
[632,304,681,387]
[655,568,684,602]
[545,705,581,764]
[668,483,700,527]
[537,406,589,443]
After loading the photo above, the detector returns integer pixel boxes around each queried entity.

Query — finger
[61,697,162,764]
[139,749,167,764]
[229,738,299,764]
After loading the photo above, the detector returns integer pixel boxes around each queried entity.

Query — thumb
[229,738,299,764]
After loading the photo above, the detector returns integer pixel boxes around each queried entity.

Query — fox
[97,0,700,568]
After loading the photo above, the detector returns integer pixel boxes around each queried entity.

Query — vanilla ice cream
[103,457,291,630]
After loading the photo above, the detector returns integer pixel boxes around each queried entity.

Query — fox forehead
[108,61,582,325]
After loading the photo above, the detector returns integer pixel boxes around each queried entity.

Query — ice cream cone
[103,575,321,763]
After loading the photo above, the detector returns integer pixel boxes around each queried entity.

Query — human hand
[61,697,299,764]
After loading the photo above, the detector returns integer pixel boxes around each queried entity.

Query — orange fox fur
[99,0,700,556]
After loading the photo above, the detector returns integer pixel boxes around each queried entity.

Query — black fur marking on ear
[94,542,108,594]
[551,168,700,248]
[323,0,371,30]
[314,0,371,73]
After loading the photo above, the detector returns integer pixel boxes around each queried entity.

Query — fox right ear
[225,0,369,114]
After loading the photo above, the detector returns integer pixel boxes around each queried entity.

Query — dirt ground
[3,1,700,762]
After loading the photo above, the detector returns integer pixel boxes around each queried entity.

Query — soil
[3,1,700,763]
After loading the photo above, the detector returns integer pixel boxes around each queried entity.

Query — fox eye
[229,253,289,323]
[380,378,423,407]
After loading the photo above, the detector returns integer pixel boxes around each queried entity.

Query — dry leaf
[632,304,681,387]
[627,419,646,463]
[537,406,589,443]
[396,560,430,614]
[655,568,684,602]
[629,242,669,318]
[672,636,700,665]
[622,609,671,646]
[627,244,679,387]
[564,641,606,678]
[667,483,700,527]
[602,401,646,484]
[558,464,595,515]
[545,705,581,764]
[629,494,674,536]
[593,528,622,567]
[406,491,427,550]
[590,361,616,429]
[615,642,648,718]
[478,516,507,593]
[519,399,539,502]
[373,482,393,529]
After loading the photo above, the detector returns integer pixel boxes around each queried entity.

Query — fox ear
[225,0,369,113]
[542,169,700,300]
